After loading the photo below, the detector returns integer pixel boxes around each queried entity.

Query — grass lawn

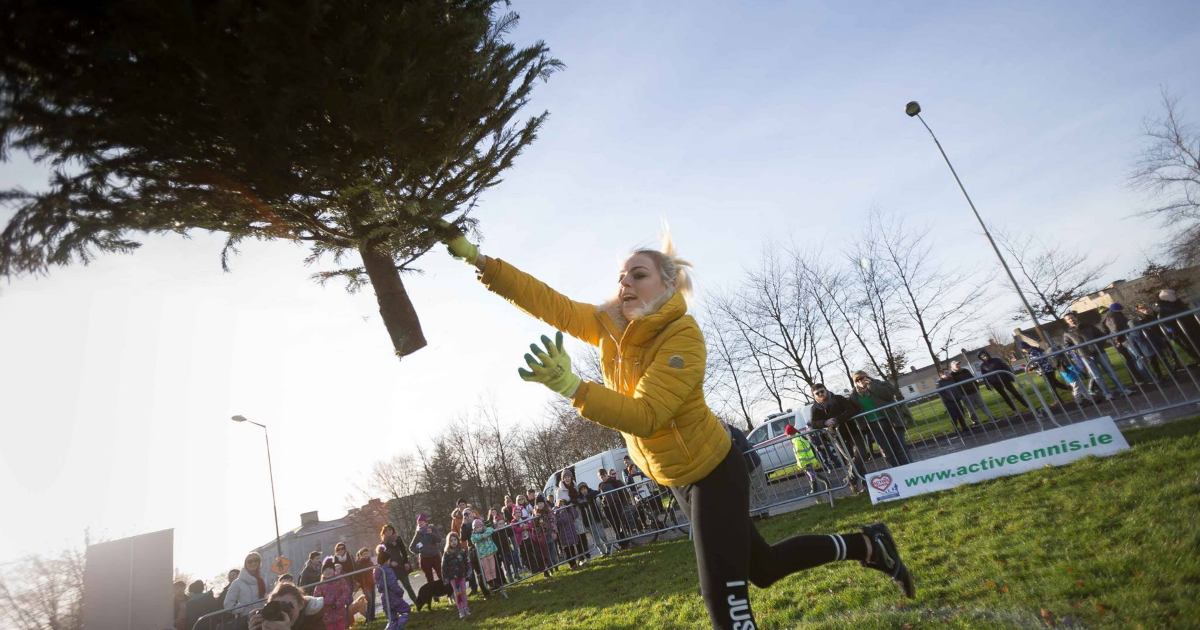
[360,418,1200,629]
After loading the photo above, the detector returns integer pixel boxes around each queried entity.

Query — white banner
[867,417,1129,504]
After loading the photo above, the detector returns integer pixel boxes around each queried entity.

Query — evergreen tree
[419,438,463,527]
[0,0,560,356]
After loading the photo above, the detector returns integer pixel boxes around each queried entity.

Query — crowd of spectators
[177,458,676,630]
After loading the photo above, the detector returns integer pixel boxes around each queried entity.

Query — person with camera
[408,514,443,587]
[246,582,325,630]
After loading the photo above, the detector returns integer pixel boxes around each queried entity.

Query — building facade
[252,499,390,579]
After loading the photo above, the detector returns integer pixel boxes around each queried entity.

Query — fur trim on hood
[598,287,676,334]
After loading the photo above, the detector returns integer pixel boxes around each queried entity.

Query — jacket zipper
[671,420,694,462]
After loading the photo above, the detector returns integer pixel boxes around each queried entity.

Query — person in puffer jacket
[442,225,916,629]
[470,518,501,590]
[440,533,471,619]
[372,549,409,630]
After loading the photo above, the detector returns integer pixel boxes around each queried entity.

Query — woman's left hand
[518,331,581,397]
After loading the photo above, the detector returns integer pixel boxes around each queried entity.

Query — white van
[543,446,629,501]
[744,406,813,475]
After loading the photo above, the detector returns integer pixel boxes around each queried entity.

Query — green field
[359,417,1200,629]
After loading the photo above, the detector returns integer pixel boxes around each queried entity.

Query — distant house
[896,341,1012,400]
[252,498,391,578]
[897,363,940,400]
[1069,265,1200,313]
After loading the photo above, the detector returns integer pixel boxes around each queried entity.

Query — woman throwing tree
[442,226,915,629]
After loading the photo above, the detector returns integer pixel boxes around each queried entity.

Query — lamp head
[231,415,248,423]
[905,101,921,117]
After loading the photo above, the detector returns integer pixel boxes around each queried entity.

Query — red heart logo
[870,474,893,492]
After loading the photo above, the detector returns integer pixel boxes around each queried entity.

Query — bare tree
[700,301,761,430]
[994,229,1109,321]
[723,249,826,400]
[835,239,910,386]
[1131,89,1200,266]
[447,414,495,509]
[711,292,788,413]
[478,403,524,497]
[796,252,857,387]
[514,416,566,492]
[350,452,429,537]
[0,547,85,630]
[870,210,989,372]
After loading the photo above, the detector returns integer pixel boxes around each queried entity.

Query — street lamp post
[905,101,1054,351]
[231,414,284,564]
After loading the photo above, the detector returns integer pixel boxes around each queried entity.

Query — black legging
[671,445,869,629]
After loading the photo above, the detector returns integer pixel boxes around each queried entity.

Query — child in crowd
[511,507,539,575]
[354,547,376,623]
[313,563,351,630]
[513,494,531,520]
[531,501,556,577]
[470,518,501,590]
[555,498,582,568]
[449,507,464,542]
[441,533,472,619]
[1057,356,1090,402]
[487,507,517,581]
[373,548,410,630]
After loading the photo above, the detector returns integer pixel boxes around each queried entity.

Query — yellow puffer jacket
[480,257,731,487]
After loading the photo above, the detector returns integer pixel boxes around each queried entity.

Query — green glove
[518,331,582,398]
[436,219,479,264]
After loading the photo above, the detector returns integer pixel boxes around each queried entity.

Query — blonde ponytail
[634,222,694,298]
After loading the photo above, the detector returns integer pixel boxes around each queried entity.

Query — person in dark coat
[947,361,985,424]
[1063,312,1130,398]
[409,514,443,587]
[597,469,629,546]
[184,580,223,630]
[976,350,1033,414]
[935,370,973,434]
[1101,303,1155,382]
[807,383,867,490]
[574,481,609,557]
[1156,289,1200,365]
[378,525,417,603]
[1134,302,1183,372]
[298,552,323,596]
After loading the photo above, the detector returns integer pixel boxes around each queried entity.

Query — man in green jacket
[850,372,912,467]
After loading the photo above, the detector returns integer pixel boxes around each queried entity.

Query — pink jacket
[313,578,351,622]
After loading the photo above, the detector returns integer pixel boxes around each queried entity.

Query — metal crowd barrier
[479,484,690,596]
[840,305,1200,472]
[843,371,1055,475]
[742,426,855,516]
[1030,305,1200,426]
[191,564,387,630]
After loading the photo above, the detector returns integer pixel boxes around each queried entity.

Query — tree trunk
[360,244,427,357]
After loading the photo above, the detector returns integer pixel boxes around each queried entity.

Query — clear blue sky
[1,0,1197,581]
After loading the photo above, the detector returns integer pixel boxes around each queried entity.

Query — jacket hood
[235,568,260,588]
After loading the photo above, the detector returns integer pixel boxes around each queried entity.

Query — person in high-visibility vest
[784,424,830,492]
